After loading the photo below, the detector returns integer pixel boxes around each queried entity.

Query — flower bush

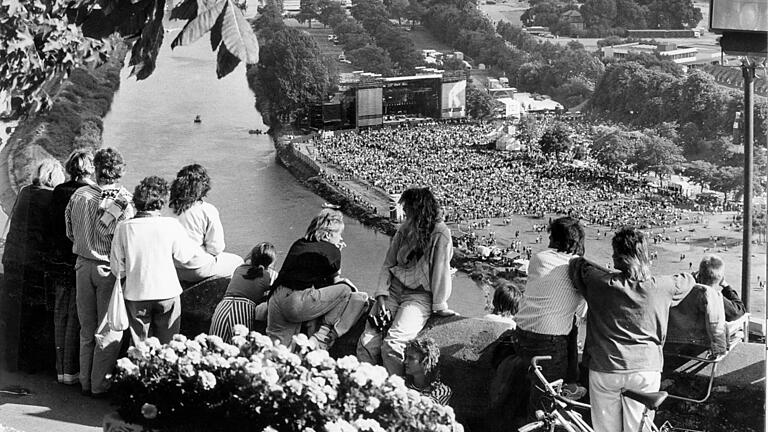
[111,325,462,432]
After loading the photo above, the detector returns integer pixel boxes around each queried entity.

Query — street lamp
[710,0,767,426]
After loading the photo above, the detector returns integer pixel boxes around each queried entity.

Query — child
[209,243,277,342]
[404,337,452,405]
[483,283,521,329]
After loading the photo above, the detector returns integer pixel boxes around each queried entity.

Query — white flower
[198,370,217,390]
[286,379,303,394]
[126,346,146,362]
[262,427,278,432]
[353,418,385,432]
[168,340,186,352]
[222,344,241,357]
[261,368,279,385]
[179,364,196,378]
[185,350,202,365]
[386,374,405,389]
[292,333,312,350]
[116,358,139,375]
[172,334,188,343]
[244,361,263,376]
[324,419,357,432]
[364,396,380,412]
[145,337,162,350]
[185,340,202,352]
[159,348,178,363]
[233,324,249,337]
[336,356,359,371]
[194,333,209,345]
[231,335,247,347]
[306,349,329,368]
[250,332,274,348]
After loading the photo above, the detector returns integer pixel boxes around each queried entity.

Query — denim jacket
[667,284,727,355]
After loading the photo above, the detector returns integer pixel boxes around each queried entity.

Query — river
[101,29,486,316]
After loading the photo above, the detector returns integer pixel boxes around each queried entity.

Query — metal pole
[741,61,755,326]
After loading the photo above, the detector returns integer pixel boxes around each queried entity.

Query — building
[309,70,468,129]
[560,10,584,32]
[602,42,699,64]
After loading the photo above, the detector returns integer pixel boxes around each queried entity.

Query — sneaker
[309,325,336,351]
[560,383,587,401]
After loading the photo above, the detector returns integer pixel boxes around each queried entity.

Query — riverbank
[0,44,128,215]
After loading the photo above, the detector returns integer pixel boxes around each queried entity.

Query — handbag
[97,277,130,333]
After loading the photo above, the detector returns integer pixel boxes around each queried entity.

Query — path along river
[101,27,486,317]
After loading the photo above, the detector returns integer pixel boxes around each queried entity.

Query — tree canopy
[2,0,260,116]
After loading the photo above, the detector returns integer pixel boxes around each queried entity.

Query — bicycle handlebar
[529,356,591,411]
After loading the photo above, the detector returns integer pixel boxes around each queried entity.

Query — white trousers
[589,369,661,432]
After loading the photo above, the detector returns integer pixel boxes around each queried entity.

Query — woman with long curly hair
[169,164,243,283]
[357,187,457,376]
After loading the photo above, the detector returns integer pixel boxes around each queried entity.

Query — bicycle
[518,356,700,432]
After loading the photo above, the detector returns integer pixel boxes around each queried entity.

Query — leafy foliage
[1,0,259,116]
[465,84,499,119]
[246,22,333,128]
[538,122,573,160]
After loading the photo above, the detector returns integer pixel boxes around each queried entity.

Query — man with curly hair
[66,147,135,397]
[111,176,198,344]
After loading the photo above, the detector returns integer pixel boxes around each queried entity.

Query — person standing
[169,164,243,283]
[569,228,697,432]
[357,187,457,376]
[512,216,587,416]
[1,159,65,372]
[48,150,95,384]
[66,148,135,397]
[111,176,198,345]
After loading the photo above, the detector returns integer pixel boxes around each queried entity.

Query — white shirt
[515,249,585,336]
[176,201,226,256]
[111,216,198,301]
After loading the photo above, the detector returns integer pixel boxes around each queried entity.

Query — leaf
[210,12,223,51]
[171,0,225,48]
[220,0,259,64]
[170,0,197,20]
[128,0,164,79]
[216,44,240,78]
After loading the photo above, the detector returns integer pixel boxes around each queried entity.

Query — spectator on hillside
[267,208,368,350]
[210,242,277,342]
[48,150,95,385]
[512,216,587,417]
[170,164,243,283]
[482,283,521,329]
[111,176,198,345]
[693,255,746,322]
[357,187,457,376]
[1,159,65,373]
[404,337,452,405]
[569,228,697,432]
[66,148,135,397]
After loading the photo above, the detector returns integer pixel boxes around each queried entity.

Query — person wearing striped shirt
[404,337,452,406]
[65,148,135,397]
[512,216,586,417]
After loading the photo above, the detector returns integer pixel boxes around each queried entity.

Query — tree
[683,160,718,188]
[318,0,347,28]
[346,46,394,75]
[1,0,260,116]
[388,0,409,25]
[296,0,321,28]
[632,133,685,177]
[591,129,643,171]
[538,122,573,160]
[580,0,618,30]
[647,0,702,29]
[405,0,427,28]
[246,26,333,129]
[466,85,498,119]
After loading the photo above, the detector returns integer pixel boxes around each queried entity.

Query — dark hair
[399,187,440,253]
[93,148,125,183]
[169,164,212,215]
[698,254,725,286]
[492,283,522,316]
[243,242,277,280]
[65,149,94,179]
[405,337,441,384]
[612,227,651,281]
[548,216,585,256]
[133,176,169,212]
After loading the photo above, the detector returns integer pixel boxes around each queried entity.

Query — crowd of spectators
[311,121,693,230]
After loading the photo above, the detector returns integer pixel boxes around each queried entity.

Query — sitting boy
[482,283,521,329]
[404,337,452,405]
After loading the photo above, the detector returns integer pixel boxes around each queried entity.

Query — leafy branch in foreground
[1,0,260,116]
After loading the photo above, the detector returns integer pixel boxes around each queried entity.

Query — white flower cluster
[112,331,460,431]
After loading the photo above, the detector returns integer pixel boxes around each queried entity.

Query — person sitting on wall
[210,242,277,342]
[692,255,746,323]
[169,164,243,283]
[482,283,521,329]
[267,208,369,350]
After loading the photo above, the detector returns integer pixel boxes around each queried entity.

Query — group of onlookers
[0,148,241,396]
[498,216,747,431]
